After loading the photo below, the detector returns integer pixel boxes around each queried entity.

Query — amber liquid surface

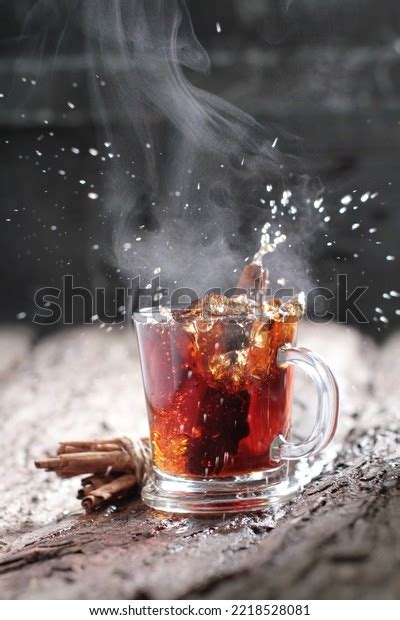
[137,310,297,478]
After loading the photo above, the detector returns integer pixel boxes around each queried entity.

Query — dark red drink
[135,295,303,478]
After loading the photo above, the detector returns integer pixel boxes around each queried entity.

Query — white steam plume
[82,0,316,299]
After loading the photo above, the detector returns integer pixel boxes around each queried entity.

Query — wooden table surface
[0,323,399,599]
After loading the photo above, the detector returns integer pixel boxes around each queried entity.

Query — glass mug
[134,306,339,514]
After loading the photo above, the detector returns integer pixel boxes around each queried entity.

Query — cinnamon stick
[36,450,133,478]
[81,474,138,513]
[35,436,151,479]
[57,437,135,455]
[77,474,117,499]
[237,262,268,291]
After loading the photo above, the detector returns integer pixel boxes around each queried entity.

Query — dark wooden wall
[0,0,399,336]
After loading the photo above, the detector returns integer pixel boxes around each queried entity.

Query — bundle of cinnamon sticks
[35,437,151,513]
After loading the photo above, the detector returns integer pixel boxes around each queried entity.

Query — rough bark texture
[0,323,399,600]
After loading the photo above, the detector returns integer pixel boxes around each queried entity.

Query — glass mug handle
[270,344,339,462]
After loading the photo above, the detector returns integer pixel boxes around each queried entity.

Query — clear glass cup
[134,307,339,514]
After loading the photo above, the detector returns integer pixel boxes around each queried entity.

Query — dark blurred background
[0,0,399,337]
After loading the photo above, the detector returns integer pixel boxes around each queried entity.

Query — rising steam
[82,0,317,301]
